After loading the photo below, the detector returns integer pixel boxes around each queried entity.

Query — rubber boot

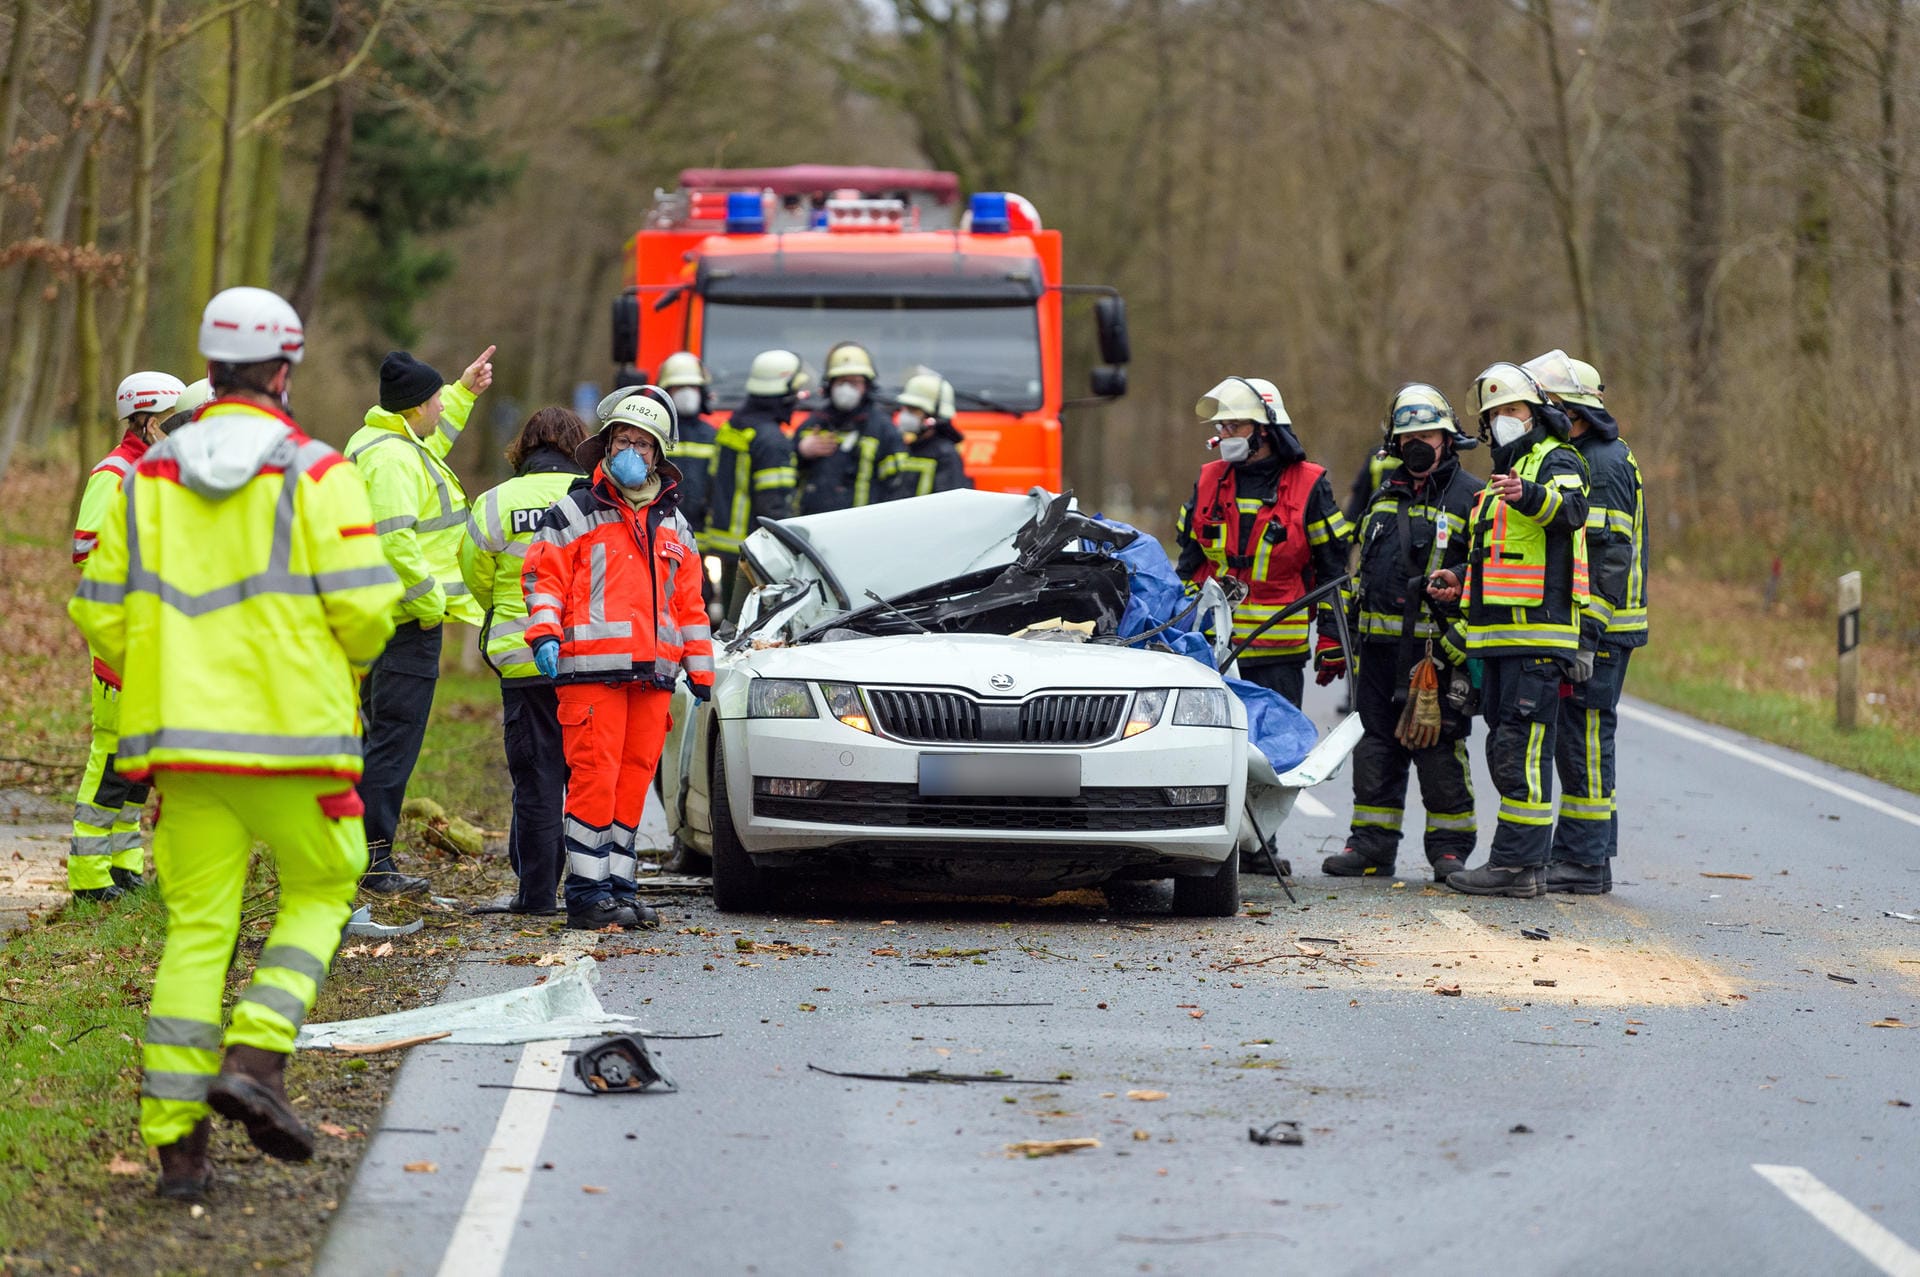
[1543,861,1610,895]
[111,867,147,892]
[207,1045,314,1162]
[1429,853,1469,883]
[1322,847,1395,878]
[156,1118,213,1202]
[1445,864,1544,899]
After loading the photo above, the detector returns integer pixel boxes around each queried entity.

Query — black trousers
[1550,645,1632,866]
[1238,657,1306,709]
[501,680,567,907]
[1481,654,1564,868]
[1347,640,1476,864]
[357,620,442,864]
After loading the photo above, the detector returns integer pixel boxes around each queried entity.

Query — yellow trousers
[139,771,368,1146]
[69,671,150,890]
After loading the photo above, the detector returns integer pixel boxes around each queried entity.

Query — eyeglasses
[1214,419,1261,436]
[1391,402,1451,430]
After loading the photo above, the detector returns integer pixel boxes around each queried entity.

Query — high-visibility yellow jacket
[72,428,149,566]
[68,399,401,781]
[345,381,483,628]
[1442,436,1590,660]
[459,448,585,679]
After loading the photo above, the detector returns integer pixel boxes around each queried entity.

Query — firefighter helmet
[1385,383,1457,437]
[1522,349,1604,407]
[158,378,215,434]
[1473,362,1544,417]
[745,349,811,397]
[1196,376,1290,426]
[898,371,951,420]
[824,341,877,382]
[115,371,185,422]
[198,287,305,365]
[657,351,710,389]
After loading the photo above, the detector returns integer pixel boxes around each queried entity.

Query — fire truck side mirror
[611,289,640,365]
[1090,365,1128,398]
[1094,295,1131,366]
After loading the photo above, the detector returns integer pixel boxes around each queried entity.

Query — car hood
[732,632,1225,696]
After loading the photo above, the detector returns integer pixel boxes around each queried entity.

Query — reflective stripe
[146,1016,223,1052]
[484,492,506,550]
[313,566,399,593]
[443,580,471,597]
[564,816,604,846]
[525,592,563,611]
[682,623,713,641]
[537,502,622,548]
[1352,804,1403,830]
[374,515,418,534]
[607,852,639,881]
[527,607,561,629]
[350,429,461,532]
[1525,722,1545,804]
[141,1070,214,1102]
[561,653,633,674]
[565,621,635,641]
[1425,809,1477,832]
[753,466,797,490]
[74,801,119,828]
[118,728,361,759]
[567,850,611,881]
[1464,625,1579,650]
[1559,795,1614,819]
[589,544,607,622]
[122,569,386,617]
[108,830,143,852]
[610,822,637,851]
[1497,797,1555,826]
[488,615,532,642]
[70,834,113,857]
[75,577,126,604]
[418,509,469,533]
[238,983,309,1029]
[258,944,328,986]
[683,652,715,674]
[400,578,437,603]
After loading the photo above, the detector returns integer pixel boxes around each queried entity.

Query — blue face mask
[608,447,649,488]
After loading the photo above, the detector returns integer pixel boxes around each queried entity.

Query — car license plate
[918,753,1082,798]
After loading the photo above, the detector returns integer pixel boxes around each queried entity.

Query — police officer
[710,349,804,607]
[345,344,496,893]
[1174,377,1351,708]
[1431,363,1591,898]
[795,341,906,514]
[71,285,401,1201]
[1325,384,1483,882]
[1525,351,1647,894]
[894,371,970,496]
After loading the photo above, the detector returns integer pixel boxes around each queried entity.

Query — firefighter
[1174,377,1351,708]
[67,371,187,901]
[1525,351,1647,894]
[523,390,714,931]
[794,341,906,514]
[70,285,400,1202]
[1429,362,1591,898]
[1325,384,1484,882]
[894,371,970,496]
[657,351,721,562]
[459,407,590,915]
[345,344,496,894]
[710,349,804,607]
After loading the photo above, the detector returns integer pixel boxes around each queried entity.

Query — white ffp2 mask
[1490,414,1530,448]
[1217,436,1251,464]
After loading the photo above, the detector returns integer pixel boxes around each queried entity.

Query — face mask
[671,388,702,419]
[1490,414,1530,448]
[1217,435,1251,465]
[830,382,863,413]
[607,447,649,488]
[1399,439,1439,475]
[897,409,925,438]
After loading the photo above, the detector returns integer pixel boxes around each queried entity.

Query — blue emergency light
[725,191,766,233]
[968,192,1011,234]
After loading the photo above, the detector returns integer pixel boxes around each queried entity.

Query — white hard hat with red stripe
[115,371,185,421]
[198,286,305,364]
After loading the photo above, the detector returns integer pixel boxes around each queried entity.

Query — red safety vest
[1190,459,1323,659]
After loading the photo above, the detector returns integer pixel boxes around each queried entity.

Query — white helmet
[115,371,185,421]
[824,341,877,382]
[158,378,216,433]
[897,371,952,419]
[199,286,305,365]
[657,351,710,389]
[1522,349,1604,407]
[1473,362,1544,417]
[1196,376,1289,427]
[607,389,677,448]
[744,349,811,397]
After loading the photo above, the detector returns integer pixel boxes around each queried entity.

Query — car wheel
[1170,856,1239,918]
[709,736,776,913]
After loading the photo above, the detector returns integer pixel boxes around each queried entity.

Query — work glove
[687,681,711,703]
[533,638,560,680]
[1559,648,1595,685]
[1313,634,1347,686]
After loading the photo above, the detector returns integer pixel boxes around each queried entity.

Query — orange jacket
[521,467,714,688]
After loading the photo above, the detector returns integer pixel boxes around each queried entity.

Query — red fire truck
[610,165,1129,494]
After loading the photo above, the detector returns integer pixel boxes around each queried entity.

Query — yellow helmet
[1385,383,1457,436]
[1473,362,1544,417]
[1195,376,1289,427]
[824,341,877,382]
[657,351,710,389]
[898,371,952,419]
[1522,349,1604,407]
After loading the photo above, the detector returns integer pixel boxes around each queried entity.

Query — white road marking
[1293,792,1335,819]
[1753,1164,1920,1276]
[436,1039,568,1277]
[1619,702,1920,831]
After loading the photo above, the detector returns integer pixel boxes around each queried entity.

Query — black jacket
[795,397,906,514]
[897,421,970,496]
[1567,405,1647,650]
[665,412,719,541]
[1350,452,1482,645]
[710,395,799,547]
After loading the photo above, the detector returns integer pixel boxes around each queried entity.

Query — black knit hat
[379,351,444,412]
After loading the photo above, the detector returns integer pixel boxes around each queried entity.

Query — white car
[660,489,1358,915]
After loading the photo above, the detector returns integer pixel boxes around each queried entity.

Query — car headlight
[818,681,873,734]
[1172,688,1232,727]
[747,678,817,719]
[1124,688,1168,738]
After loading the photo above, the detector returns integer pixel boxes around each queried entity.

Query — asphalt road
[316,687,1920,1276]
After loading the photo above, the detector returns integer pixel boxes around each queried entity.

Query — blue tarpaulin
[1086,516,1318,773]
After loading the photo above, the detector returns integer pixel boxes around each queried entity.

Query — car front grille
[864,689,1127,746]
[753,781,1224,832]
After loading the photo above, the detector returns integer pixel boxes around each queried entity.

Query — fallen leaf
[317,1122,351,1139]
[1699,873,1752,880]
[1188,1010,1205,1020]
[332,1031,451,1055]
[1870,1018,1909,1029]
[1127,1090,1168,1102]
[798,1003,818,1012]
[404,1161,438,1174]
[1005,1138,1100,1159]
[372,941,393,958]
[1436,984,1462,997]
[534,952,573,967]
[107,1154,145,1176]
[1533,979,1557,988]
[582,1185,607,1194]
[870,946,900,958]
[1132,1129,1151,1141]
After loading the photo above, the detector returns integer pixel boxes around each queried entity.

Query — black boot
[156,1118,212,1202]
[112,867,147,892]
[361,855,430,896]
[567,897,642,931]
[1429,853,1470,883]
[1544,861,1610,895]
[207,1045,314,1162]
[1446,864,1544,898]
[617,897,660,928]
[72,884,127,903]
[1322,847,1395,878]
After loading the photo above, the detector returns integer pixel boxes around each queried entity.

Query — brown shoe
[207,1044,314,1162]
[156,1119,213,1202]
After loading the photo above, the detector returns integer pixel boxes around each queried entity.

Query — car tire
[1171,856,1239,918]
[709,736,775,913]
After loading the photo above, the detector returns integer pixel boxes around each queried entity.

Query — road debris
[1870,1018,1909,1029]
[1127,1090,1168,1102]
[1884,911,1919,924]
[1827,973,1858,985]
[576,1034,676,1094]
[330,1031,451,1056]
[1005,1138,1100,1159]
[1510,1124,1533,1134]
[403,1161,438,1174]
[1533,979,1558,987]
[807,1064,1057,1085]
[298,956,641,1047]
[343,905,423,939]
[1248,1120,1303,1146]
[1700,873,1753,880]
[1435,984,1462,996]
[1520,928,1551,941]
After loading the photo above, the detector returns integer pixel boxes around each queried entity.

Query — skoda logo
[988,673,1016,692]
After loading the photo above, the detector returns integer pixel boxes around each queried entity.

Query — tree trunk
[290,76,357,319]
[1880,0,1908,423]
[211,8,243,292]
[1532,0,1598,359]
[0,0,36,253]
[241,0,293,287]
[75,148,105,508]
[116,0,165,376]
[0,0,118,484]
[1790,0,1835,374]
[1677,0,1724,501]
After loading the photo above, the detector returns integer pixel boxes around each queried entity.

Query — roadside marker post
[1836,571,1862,732]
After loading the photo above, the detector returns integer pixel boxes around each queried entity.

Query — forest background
[2,0,1915,644]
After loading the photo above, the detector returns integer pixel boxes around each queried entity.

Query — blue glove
[533,638,560,679]
[687,680,711,703]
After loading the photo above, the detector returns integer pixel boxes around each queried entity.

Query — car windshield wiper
[950,387,1024,416]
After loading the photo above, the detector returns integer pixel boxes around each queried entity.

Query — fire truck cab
[610,165,1129,494]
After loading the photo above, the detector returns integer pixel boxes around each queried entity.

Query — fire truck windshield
[701,299,1044,412]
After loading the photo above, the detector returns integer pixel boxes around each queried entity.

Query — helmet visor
[1390,401,1451,433]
